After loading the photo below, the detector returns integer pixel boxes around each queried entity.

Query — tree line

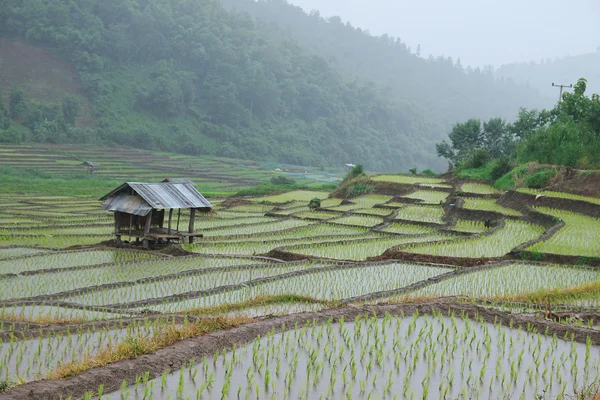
[436,78,600,176]
[0,0,451,171]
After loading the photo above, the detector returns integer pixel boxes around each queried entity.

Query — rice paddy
[0,151,599,399]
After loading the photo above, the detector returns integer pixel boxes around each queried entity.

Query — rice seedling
[0,256,261,300]
[527,207,600,257]
[106,312,600,399]
[0,250,154,276]
[461,183,499,195]
[329,215,384,227]
[451,219,490,234]
[518,189,600,205]
[291,210,342,220]
[396,263,600,299]
[395,205,446,224]
[372,174,445,185]
[66,263,321,307]
[402,190,449,204]
[351,207,394,216]
[201,219,313,238]
[186,234,384,256]
[0,247,49,260]
[461,198,522,216]
[0,322,154,383]
[254,191,329,204]
[403,220,544,258]
[200,223,371,243]
[377,223,438,235]
[282,234,452,260]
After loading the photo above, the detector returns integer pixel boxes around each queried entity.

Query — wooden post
[188,208,196,244]
[167,209,173,235]
[128,214,133,241]
[115,212,121,242]
[144,210,152,236]
[143,210,152,249]
[176,209,181,231]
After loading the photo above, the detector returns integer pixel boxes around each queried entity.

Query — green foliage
[61,95,80,125]
[0,101,9,130]
[8,87,26,120]
[522,168,557,189]
[420,169,437,177]
[220,0,548,145]
[0,379,13,392]
[459,148,491,169]
[449,77,600,173]
[346,164,365,180]
[0,0,444,171]
[270,176,296,186]
[409,168,417,175]
[490,158,512,181]
[0,124,29,144]
[308,197,321,210]
[436,118,515,165]
[333,175,373,198]
[517,78,600,168]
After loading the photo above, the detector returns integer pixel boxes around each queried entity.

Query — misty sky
[287,0,600,68]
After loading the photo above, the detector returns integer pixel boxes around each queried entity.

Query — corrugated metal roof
[102,194,153,216]
[100,181,212,213]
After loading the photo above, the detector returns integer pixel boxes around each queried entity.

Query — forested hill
[0,0,446,171]
[220,0,554,128]
[496,51,600,99]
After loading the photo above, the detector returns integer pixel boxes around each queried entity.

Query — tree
[8,88,26,120]
[482,118,514,159]
[0,101,10,130]
[61,95,80,125]
[436,119,482,163]
[507,108,551,140]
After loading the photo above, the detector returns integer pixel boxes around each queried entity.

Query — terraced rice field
[1,169,600,399]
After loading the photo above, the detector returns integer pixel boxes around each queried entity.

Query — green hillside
[220,0,553,126]
[0,0,447,172]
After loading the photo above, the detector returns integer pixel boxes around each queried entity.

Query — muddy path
[5,301,600,400]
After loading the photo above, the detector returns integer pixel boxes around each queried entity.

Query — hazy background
[288,0,600,68]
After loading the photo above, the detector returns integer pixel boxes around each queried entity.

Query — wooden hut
[100,181,212,247]
[82,161,100,174]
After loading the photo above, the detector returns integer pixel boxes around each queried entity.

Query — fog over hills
[288,0,600,68]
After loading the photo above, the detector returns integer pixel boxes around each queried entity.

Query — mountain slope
[0,0,446,171]
[496,51,600,99]
[220,0,554,129]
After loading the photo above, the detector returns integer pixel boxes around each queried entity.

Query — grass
[493,280,600,304]
[371,174,445,185]
[180,294,336,316]
[47,316,251,379]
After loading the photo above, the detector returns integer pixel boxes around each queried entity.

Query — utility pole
[552,82,573,103]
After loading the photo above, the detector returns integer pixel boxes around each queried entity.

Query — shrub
[308,198,321,210]
[331,175,373,198]
[270,176,296,186]
[346,181,373,197]
[523,169,556,188]
[460,148,491,169]
[490,158,512,181]
[420,169,437,177]
[346,164,365,179]
[409,168,417,175]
